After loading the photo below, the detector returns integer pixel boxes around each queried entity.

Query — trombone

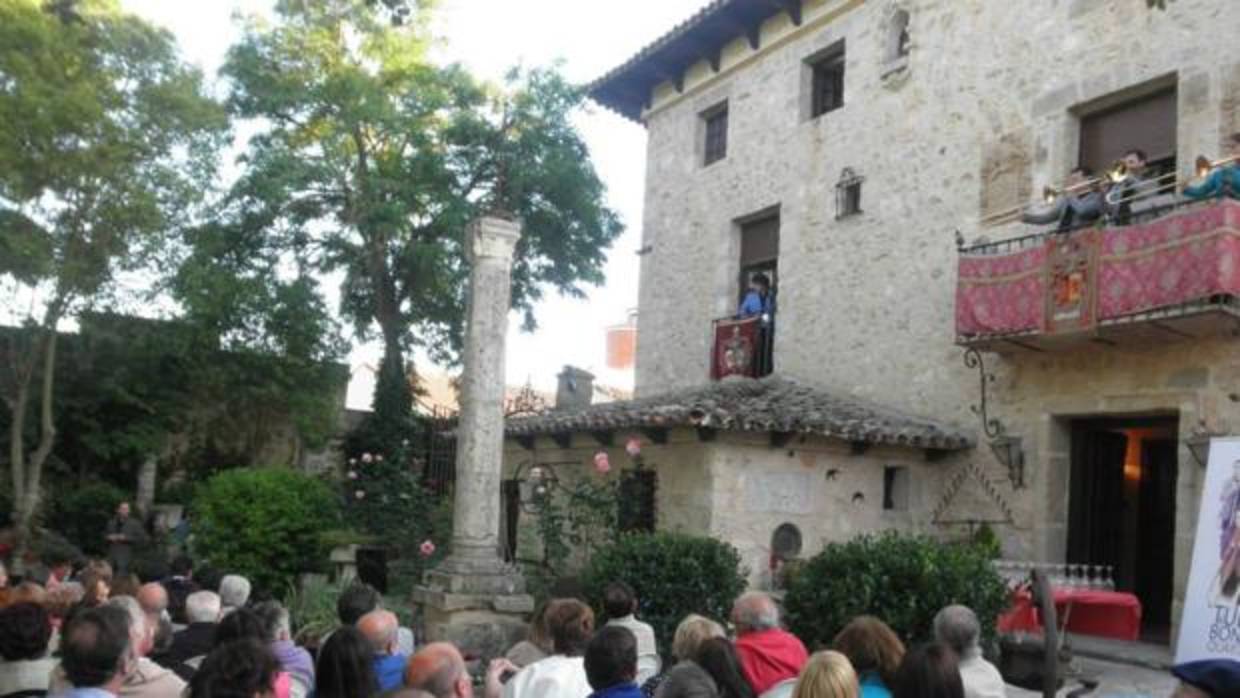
[1196,154,1240,178]
[981,160,1126,226]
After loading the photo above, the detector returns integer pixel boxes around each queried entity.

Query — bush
[584,532,747,658]
[192,468,340,596]
[784,532,1008,651]
[45,481,129,556]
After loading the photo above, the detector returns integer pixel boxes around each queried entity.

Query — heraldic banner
[711,316,760,380]
[1176,436,1240,664]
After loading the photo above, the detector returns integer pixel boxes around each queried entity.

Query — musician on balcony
[1184,133,1240,201]
[1021,166,1103,232]
[738,272,774,320]
[1105,148,1172,224]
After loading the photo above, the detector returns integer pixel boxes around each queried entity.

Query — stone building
[502,0,1240,643]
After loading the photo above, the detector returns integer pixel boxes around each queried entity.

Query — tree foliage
[0,0,228,549]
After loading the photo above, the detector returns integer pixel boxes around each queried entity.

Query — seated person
[357,610,407,693]
[932,606,1003,698]
[1022,167,1102,231]
[1184,133,1240,201]
[738,273,773,320]
[731,591,807,696]
[1105,148,1175,223]
[603,582,661,685]
[502,598,595,698]
[585,626,643,698]
[1170,658,1240,698]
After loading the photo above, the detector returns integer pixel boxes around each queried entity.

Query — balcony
[711,315,774,379]
[956,199,1240,352]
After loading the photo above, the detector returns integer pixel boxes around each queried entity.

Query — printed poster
[1176,436,1240,664]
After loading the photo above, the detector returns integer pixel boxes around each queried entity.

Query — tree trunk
[136,453,158,516]
[10,323,60,572]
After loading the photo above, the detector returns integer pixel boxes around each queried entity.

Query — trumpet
[1041,161,1129,203]
[1196,154,1240,178]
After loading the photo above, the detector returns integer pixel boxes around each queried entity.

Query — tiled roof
[505,376,975,451]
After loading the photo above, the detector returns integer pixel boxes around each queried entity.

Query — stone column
[414,214,532,657]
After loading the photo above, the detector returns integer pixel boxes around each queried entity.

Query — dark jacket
[157,622,215,669]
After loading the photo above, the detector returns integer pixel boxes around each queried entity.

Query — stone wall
[629,0,1240,635]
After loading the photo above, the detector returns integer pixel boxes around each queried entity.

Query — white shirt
[502,655,592,698]
[606,615,662,685]
[958,652,1006,698]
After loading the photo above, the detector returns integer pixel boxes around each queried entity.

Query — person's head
[253,601,292,643]
[585,626,638,691]
[357,609,399,656]
[695,637,754,698]
[793,650,859,698]
[1122,148,1149,175]
[170,555,194,578]
[186,590,223,624]
[671,614,726,661]
[61,605,134,692]
[0,602,52,661]
[111,573,141,600]
[337,583,382,625]
[833,616,906,687]
[404,642,471,698]
[1171,659,1240,698]
[43,550,73,580]
[1065,166,1094,187]
[523,600,554,653]
[544,598,595,657]
[106,595,155,658]
[117,501,131,519]
[10,581,47,606]
[219,575,252,610]
[603,581,638,620]
[891,643,962,698]
[137,582,168,617]
[46,582,85,623]
[316,626,379,698]
[931,606,980,658]
[214,607,270,648]
[730,591,779,635]
[80,561,114,606]
[749,273,771,294]
[188,638,280,698]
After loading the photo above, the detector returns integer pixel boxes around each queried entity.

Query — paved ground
[1005,656,1177,697]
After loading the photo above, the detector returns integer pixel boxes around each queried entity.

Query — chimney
[555,366,595,411]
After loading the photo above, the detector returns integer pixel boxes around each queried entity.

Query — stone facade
[596,0,1240,639]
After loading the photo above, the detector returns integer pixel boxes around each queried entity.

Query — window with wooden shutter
[1079,87,1177,173]
[703,103,729,166]
[809,45,846,118]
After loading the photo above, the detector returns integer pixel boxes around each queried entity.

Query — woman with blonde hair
[650,614,726,698]
[793,651,860,698]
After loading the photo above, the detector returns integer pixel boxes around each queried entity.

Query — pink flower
[354,490,366,500]
[594,451,611,474]
[348,458,357,466]
[347,470,358,480]
[625,438,642,457]
[375,454,384,463]
[419,540,436,557]
[361,453,374,464]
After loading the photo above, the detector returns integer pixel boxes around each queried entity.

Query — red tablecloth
[997,587,1142,641]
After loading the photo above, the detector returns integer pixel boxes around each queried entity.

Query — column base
[412,571,534,660]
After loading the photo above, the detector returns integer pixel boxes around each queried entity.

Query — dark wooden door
[1067,427,1128,572]
[1137,438,1178,635]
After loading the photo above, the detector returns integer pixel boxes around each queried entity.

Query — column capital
[467,215,522,263]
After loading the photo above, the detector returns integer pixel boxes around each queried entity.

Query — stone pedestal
[413,214,533,659]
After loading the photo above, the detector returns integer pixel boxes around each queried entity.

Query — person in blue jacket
[1184,133,1240,201]
[738,273,773,319]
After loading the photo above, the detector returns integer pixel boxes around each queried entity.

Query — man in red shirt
[731,591,808,695]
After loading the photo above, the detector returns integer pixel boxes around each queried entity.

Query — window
[738,214,779,306]
[703,103,729,166]
[835,168,864,218]
[809,45,846,118]
[883,466,909,511]
[618,469,657,532]
[888,10,910,61]
[1078,86,1177,175]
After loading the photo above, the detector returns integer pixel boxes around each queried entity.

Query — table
[997,587,1142,641]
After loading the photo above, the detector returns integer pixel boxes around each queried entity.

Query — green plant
[285,577,342,648]
[45,481,129,556]
[192,468,340,596]
[784,532,1008,651]
[584,532,747,659]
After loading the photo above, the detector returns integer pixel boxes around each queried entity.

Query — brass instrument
[1041,160,1128,203]
[1196,154,1240,178]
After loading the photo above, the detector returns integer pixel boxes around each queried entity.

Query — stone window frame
[802,40,846,121]
[882,465,910,511]
[701,100,730,167]
[835,167,865,219]
[880,5,912,85]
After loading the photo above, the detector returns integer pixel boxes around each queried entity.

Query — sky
[116,0,707,409]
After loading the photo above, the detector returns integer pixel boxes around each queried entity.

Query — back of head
[404,642,466,697]
[171,555,194,578]
[672,614,725,662]
[832,616,905,687]
[213,607,270,648]
[337,583,382,625]
[731,591,779,634]
[891,643,963,698]
[602,581,636,620]
[695,637,754,698]
[545,598,595,657]
[10,581,47,606]
[316,626,378,698]
[112,574,141,599]
[931,606,980,657]
[105,595,150,657]
[0,602,52,661]
[219,575,252,609]
[585,626,638,691]
[357,609,398,655]
[61,606,131,689]
[80,561,113,606]
[793,651,859,698]
[186,590,222,624]
[252,601,291,643]
[137,582,169,615]
[189,638,279,698]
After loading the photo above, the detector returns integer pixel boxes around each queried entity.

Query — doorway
[1067,415,1178,643]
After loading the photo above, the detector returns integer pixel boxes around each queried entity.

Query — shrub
[285,577,342,648]
[192,468,340,596]
[45,481,129,556]
[784,532,1008,651]
[584,532,747,658]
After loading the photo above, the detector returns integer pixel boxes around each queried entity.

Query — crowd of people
[0,534,1236,698]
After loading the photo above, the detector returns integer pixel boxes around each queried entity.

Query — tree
[221,1,622,447]
[0,0,227,553]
